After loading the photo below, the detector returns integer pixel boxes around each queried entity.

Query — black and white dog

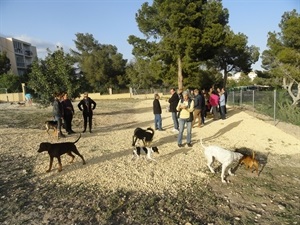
[132,127,155,146]
[132,146,159,162]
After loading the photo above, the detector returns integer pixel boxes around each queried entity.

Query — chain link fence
[227,89,300,126]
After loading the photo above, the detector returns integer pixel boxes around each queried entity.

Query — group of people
[52,92,96,138]
[207,87,227,120]
[152,87,227,148]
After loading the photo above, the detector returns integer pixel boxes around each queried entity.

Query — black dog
[37,133,85,172]
[132,127,155,146]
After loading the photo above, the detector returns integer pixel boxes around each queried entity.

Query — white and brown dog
[200,139,243,183]
[132,146,159,162]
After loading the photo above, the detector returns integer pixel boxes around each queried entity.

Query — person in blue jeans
[219,88,226,120]
[176,91,194,147]
[168,88,180,133]
[153,93,163,131]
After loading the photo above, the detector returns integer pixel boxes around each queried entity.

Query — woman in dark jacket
[62,93,75,134]
[78,92,96,133]
[153,93,163,131]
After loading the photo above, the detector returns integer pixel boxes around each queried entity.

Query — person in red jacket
[209,90,220,120]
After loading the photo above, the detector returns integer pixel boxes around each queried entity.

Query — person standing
[168,88,180,133]
[153,93,163,131]
[219,88,226,120]
[200,88,207,125]
[209,90,220,120]
[192,89,202,128]
[176,91,194,147]
[53,92,65,138]
[178,88,183,101]
[78,92,96,133]
[62,93,75,134]
[222,87,228,114]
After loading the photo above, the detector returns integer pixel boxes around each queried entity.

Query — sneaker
[178,144,184,147]
[187,143,193,147]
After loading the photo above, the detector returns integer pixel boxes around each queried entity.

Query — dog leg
[67,152,75,163]
[132,136,137,146]
[228,167,235,176]
[221,164,228,183]
[132,151,139,161]
[47,157,54,172]
[206,157,215,173]
[146,154,157,162]
[57,157,63,172]
[79,155,86,165]
[72,149,86,165]
[142,139,147,147]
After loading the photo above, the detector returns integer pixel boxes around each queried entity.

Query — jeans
[54,115,63,133]
[220,105,226,119]
[212,106,218,120]
[171,112,179,130]
[177,118,192,145]
[154,114,162,130]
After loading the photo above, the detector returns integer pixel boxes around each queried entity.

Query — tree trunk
[223,68,228,89]
[177,56,183,89]
[283,77,300,106]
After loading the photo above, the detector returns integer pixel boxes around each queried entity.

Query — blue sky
[0,0,299,71]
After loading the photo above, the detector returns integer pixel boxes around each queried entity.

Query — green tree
[0,51,11,75]
[128,0,229,89]
[126,58,166,90]
[262,10,300,106]
[71,33,127,93]
[28,47,80,105]
[209,28,259,88]
[0,73,21,92]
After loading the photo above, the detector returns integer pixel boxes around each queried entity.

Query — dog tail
[147,127,154,134]
[73,133,82,144]
[199,138,206,150]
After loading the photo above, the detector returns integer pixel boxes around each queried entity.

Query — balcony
[24,50,33,57]
[14,48,23,54]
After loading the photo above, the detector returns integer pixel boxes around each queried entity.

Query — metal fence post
[274,89,276,124]
[240,89,243,106]
[252,90,255,111]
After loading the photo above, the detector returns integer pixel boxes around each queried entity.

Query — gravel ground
[0,99,299,224]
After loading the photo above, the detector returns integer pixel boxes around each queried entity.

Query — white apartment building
[0,37,38,76]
